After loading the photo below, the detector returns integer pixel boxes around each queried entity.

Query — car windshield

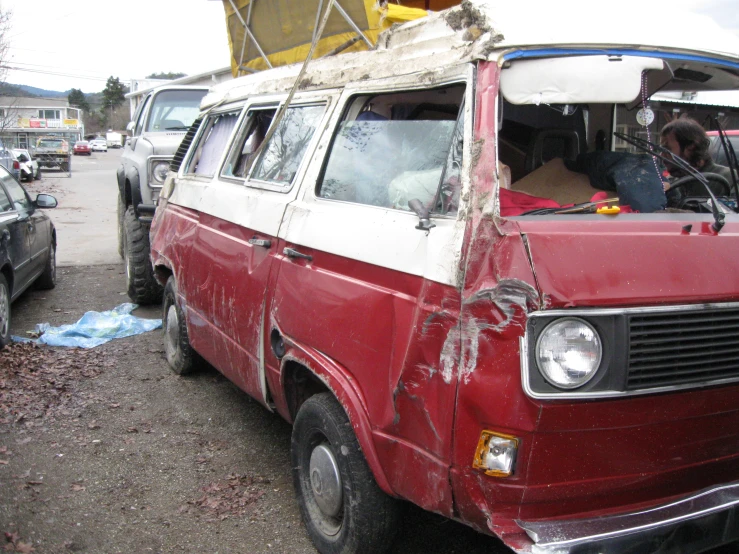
[76,141,88,146]
[146,89,207,132]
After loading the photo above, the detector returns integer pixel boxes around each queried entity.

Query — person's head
[660,118,711,175]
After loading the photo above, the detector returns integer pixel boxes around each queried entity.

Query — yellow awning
[221,0,442,76]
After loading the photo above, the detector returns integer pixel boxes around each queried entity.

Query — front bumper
[518,481,739,553]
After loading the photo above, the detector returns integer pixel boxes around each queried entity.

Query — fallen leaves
[0,343,110,424]
[3,531,34,552]
[185,473,270,521]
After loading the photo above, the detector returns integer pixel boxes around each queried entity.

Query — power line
[10,60,113,78]
[6,66,111,82]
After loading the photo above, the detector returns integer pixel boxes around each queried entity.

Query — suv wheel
[123,206,163,305]
[117,196,125,259]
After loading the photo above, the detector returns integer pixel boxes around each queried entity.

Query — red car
[73,141,91,155]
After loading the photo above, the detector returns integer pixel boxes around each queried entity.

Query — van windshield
[146,90,207,132]
[496,54,739,218]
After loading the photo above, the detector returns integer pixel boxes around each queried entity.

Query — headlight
[151,161,170,185]
[535,318,602,389]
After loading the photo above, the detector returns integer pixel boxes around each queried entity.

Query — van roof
[203,0,739,109]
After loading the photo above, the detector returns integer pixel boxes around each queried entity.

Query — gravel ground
[0,265,508,554]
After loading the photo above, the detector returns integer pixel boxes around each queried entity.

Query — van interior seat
[525,129,581,173]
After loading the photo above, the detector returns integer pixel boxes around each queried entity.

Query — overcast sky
[2,0,739,95]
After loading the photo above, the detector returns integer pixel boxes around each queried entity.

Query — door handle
[248,237,271,248]
[283,247,312,262]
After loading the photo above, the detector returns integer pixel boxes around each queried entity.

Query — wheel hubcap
[309,444,343,518]
[165,304,179,358]
[0,284,8,337]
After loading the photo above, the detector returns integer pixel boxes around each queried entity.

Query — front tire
[0,274,10,349]
[292,393,400,554]
[117,196,125,259]
[34,168,41,180]
[162,276,198,375]
[35,242,56,290]
[123,206,162,305]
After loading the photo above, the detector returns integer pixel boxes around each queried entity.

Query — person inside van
[660,118,735,183]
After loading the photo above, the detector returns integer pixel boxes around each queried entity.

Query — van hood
[516,215,739,308]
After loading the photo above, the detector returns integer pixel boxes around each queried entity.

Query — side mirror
[35,194,58,208]
[126,121,135,132]
[408,198,436,231]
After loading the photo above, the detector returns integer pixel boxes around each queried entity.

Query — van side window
[317,84,465,215]
[222,108,277,179]
[185,111,240,178]
[250,104,325,186]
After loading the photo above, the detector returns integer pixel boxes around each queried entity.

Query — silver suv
[117,85,208,303]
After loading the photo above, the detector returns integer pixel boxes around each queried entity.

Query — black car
[0,163,57,348]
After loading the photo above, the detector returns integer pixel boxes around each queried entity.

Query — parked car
[12,149,40,181]
[73,141,91,156]
[0,163,57,349]
[150,3,739,554]
[34,137,71,173]
[707,129,739,166]
[0,144,21,181]
[89,138,108,152]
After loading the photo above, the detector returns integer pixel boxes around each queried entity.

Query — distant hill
[5,84,72,98]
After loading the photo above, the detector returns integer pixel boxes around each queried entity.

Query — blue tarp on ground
[12,303,162,348]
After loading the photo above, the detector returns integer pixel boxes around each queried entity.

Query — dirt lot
[0,265,508,554]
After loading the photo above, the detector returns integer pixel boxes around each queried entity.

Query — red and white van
[150,2,739,552]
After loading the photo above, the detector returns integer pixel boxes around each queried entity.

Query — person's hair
[660,118,711,168]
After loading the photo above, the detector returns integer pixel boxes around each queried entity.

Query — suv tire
[123,206,162,305]
[292,393,400,554]
[117,196,124,259]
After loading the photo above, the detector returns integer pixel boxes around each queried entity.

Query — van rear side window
[317,85,465,215]
[250,104,325,186]
[222,108,276,179]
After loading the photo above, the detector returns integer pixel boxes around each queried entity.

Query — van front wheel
[292,393,400,554]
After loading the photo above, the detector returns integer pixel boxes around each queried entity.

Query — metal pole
[333,1,373,48]
[227,0,273,69]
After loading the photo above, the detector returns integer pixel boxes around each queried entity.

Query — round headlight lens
[152,161,170,184]
[536,318,602,389]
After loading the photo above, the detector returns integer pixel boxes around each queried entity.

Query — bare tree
[0,7,11,88]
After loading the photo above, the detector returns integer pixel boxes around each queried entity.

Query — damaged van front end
[450,45,739,552]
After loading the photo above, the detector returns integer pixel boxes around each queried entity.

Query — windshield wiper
[709,116,739,209]
[521,198,620,216]
[165,126,190,130]
[613,133,730,233]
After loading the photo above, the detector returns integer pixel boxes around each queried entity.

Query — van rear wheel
[162,276,198,375]
[292,393,400,554]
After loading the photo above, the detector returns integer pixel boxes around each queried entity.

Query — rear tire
[34,168,41,180]
[292,393,400,554]
[35,242,56,290]
[0,274,10,349]
[162,276,198,375]
[123,206,162,304]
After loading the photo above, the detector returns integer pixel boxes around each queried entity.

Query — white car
[11,149,39,181]
[90,139,108,152]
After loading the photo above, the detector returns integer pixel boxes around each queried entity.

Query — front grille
[628,307,739,390]
[170,117,202,172]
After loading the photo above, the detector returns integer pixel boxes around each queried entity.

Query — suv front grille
[170,117,202,172]
[628,307,739,390]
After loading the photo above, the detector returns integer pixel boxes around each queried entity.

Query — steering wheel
[668,172,731,196]
[666,172,731,209]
